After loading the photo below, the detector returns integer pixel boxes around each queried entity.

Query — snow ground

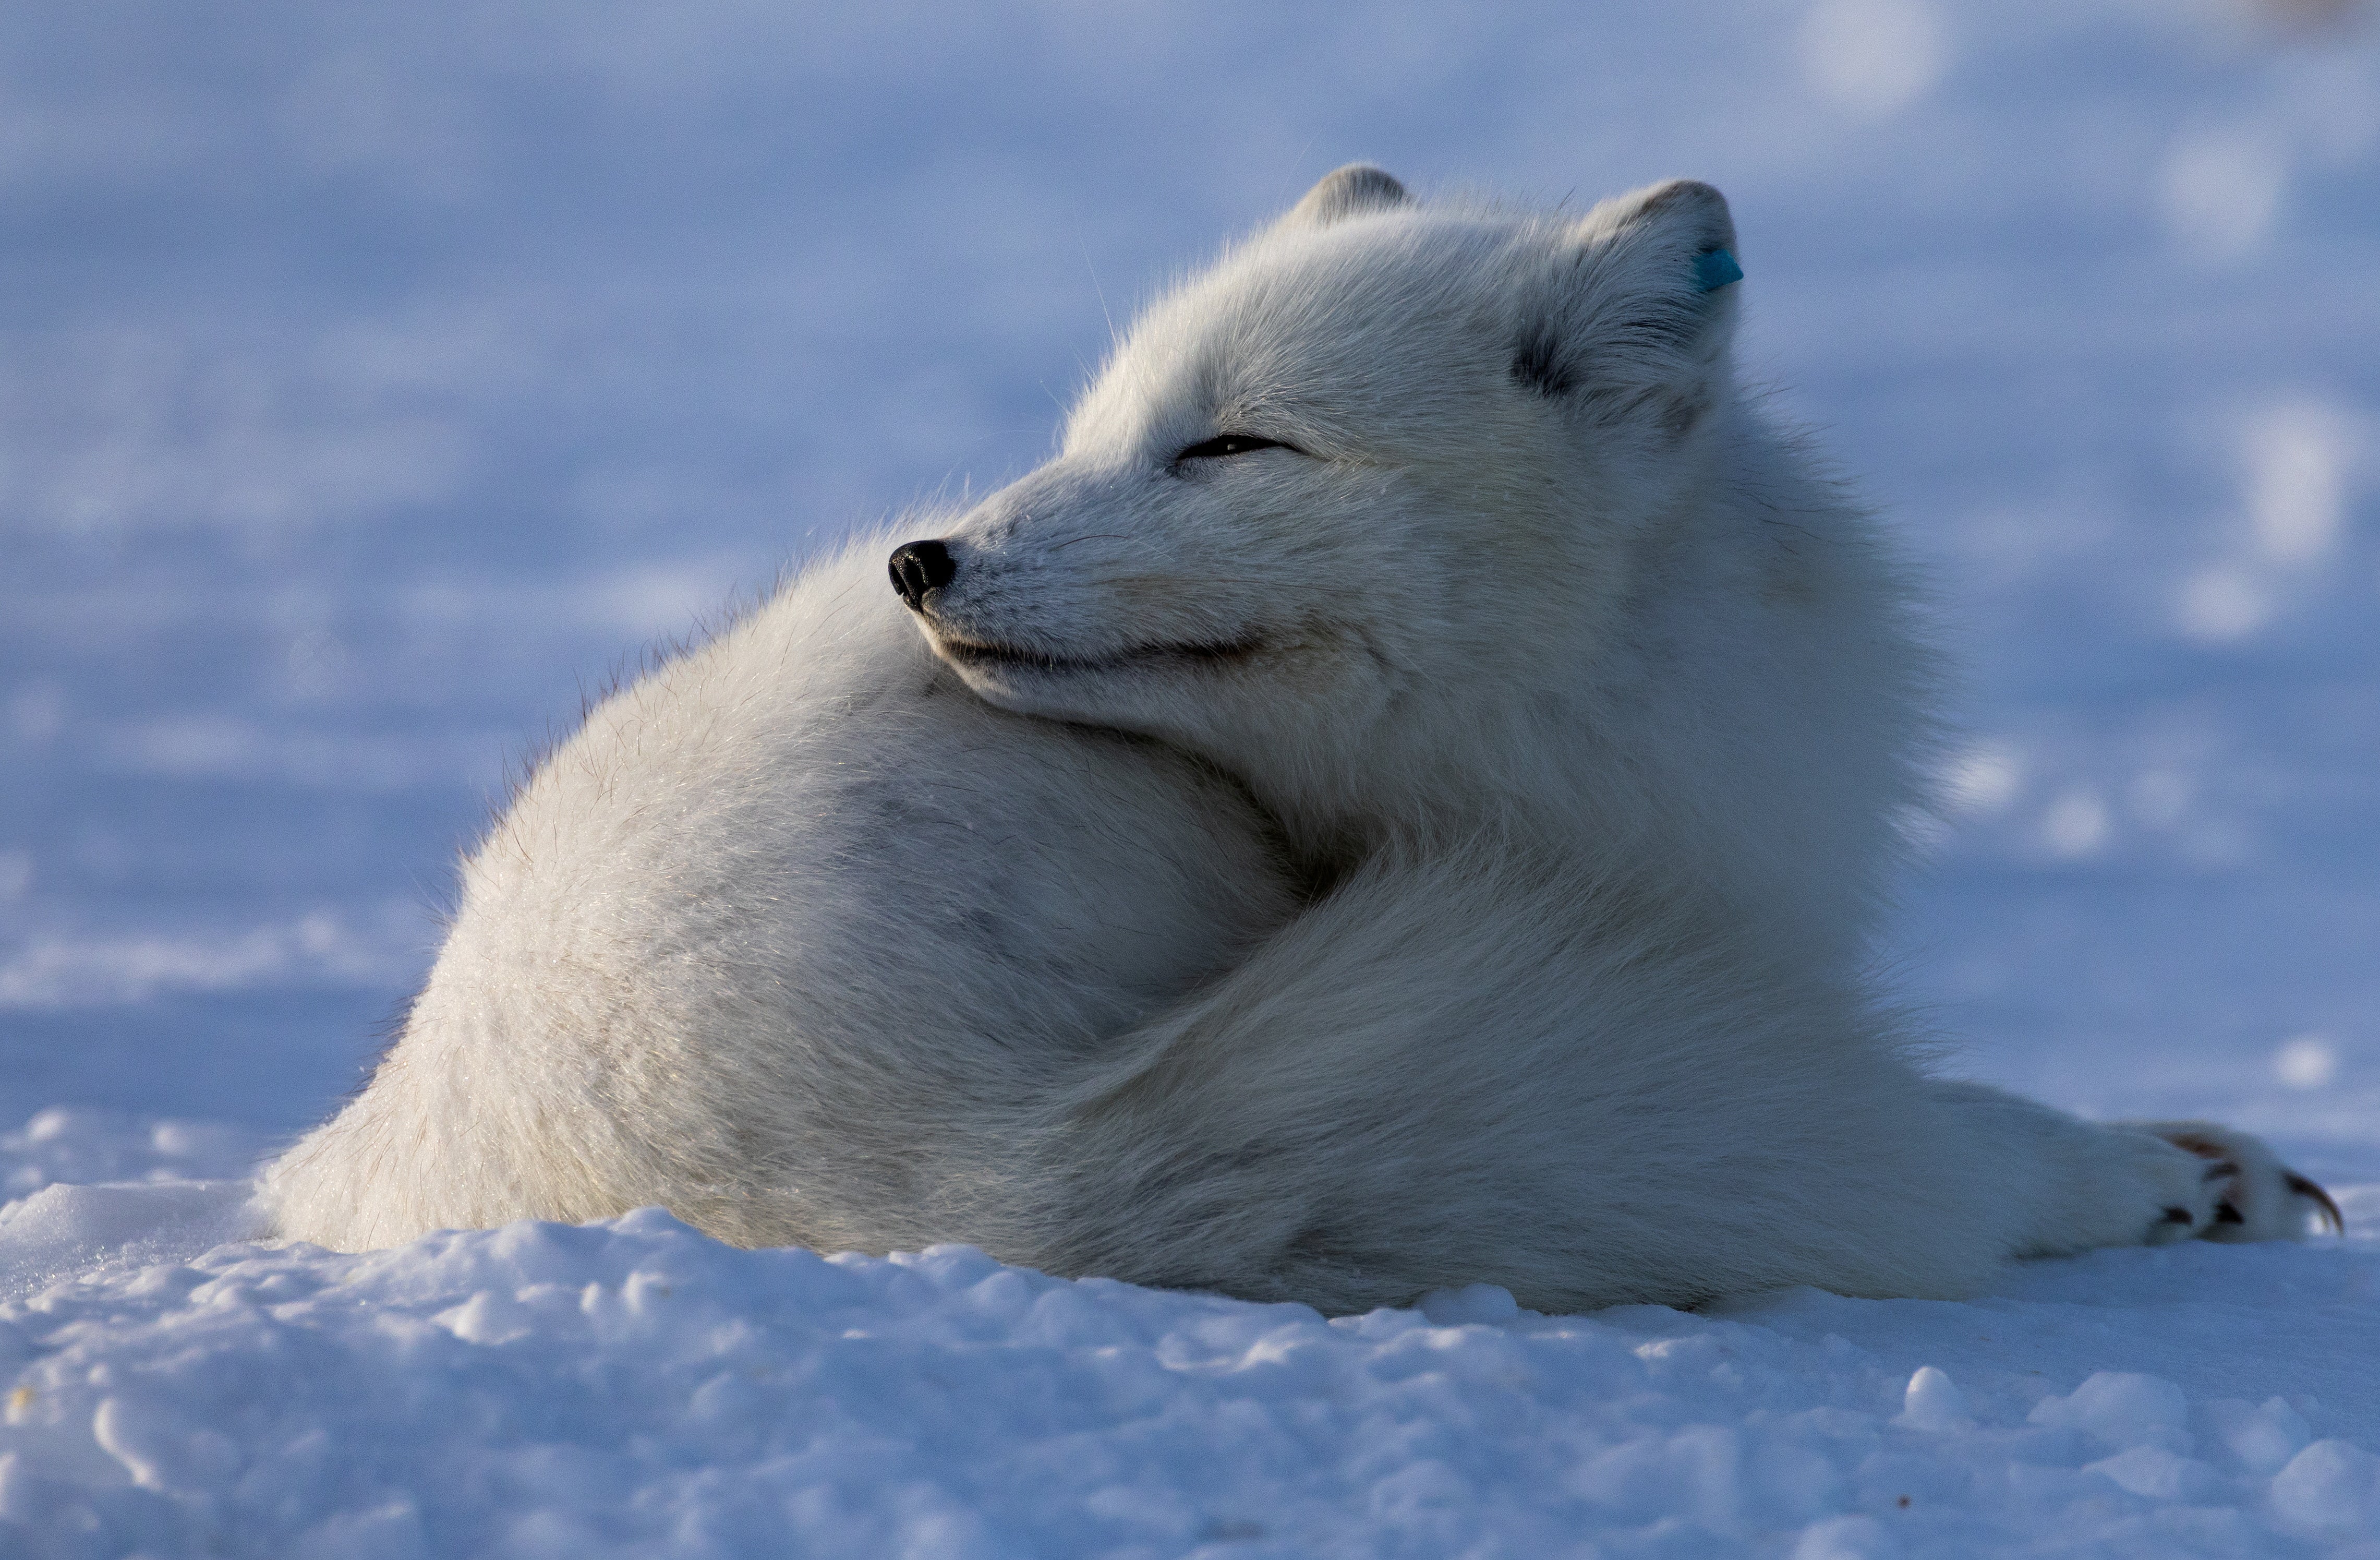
[0,1115,2377,1556]
[3,0,2377,1553]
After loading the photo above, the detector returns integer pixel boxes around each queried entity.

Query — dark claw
[2160,1206,2194,1225]
[2284,1171,2345,1235]
[2202,1160,2239,1183]
[2215,1202,2246,1225]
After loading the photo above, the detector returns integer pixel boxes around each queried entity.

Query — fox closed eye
[1172,433,1303,464]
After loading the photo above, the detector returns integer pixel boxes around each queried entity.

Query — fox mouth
[932,630,1263,676]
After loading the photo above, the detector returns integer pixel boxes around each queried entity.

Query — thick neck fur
[1219,397,1935,963]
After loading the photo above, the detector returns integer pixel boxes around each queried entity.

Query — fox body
[267,168,2331,1310]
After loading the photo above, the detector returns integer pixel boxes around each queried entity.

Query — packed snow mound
[2,1136,2374,1557]
[0,1109,275,1304]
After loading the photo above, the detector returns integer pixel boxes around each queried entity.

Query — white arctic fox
[268,166,2337,1311]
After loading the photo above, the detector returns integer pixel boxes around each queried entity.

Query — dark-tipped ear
[1509,178,1743,436]
[1285,164,1409,228]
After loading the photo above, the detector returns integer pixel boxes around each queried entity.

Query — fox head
[891,166,1750,854]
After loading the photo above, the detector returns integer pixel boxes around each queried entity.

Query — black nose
[888,539,958,610]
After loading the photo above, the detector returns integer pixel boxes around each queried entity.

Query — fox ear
[1284,164,1409,228]
[1585,178,1738,278]
[1512,179,1742,436]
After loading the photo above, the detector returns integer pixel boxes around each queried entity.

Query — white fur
[267,167,2331,1310]
[267,550,1301,1254]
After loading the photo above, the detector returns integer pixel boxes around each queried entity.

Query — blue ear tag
[1693,248,1744,292]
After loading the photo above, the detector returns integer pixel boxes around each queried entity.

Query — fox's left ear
[1283,164,1410,228]
[1512,179,1742,438]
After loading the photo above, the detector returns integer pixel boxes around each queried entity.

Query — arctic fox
[267,166,2337,1312]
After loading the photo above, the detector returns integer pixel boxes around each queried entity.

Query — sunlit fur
[267,168,2323,1309]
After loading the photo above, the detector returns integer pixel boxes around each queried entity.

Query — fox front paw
[2123,1120,2341,1243]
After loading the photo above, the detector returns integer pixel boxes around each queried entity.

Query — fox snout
[888,539,958,610]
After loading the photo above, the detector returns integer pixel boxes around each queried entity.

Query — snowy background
[2,0,2377,1553]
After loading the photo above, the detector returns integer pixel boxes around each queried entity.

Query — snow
[4,0,2377,1553]
[1,1174,2376,1557]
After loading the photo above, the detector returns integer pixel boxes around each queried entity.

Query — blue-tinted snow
[1,1203,2378,1557]
[2,1,2376,1553]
